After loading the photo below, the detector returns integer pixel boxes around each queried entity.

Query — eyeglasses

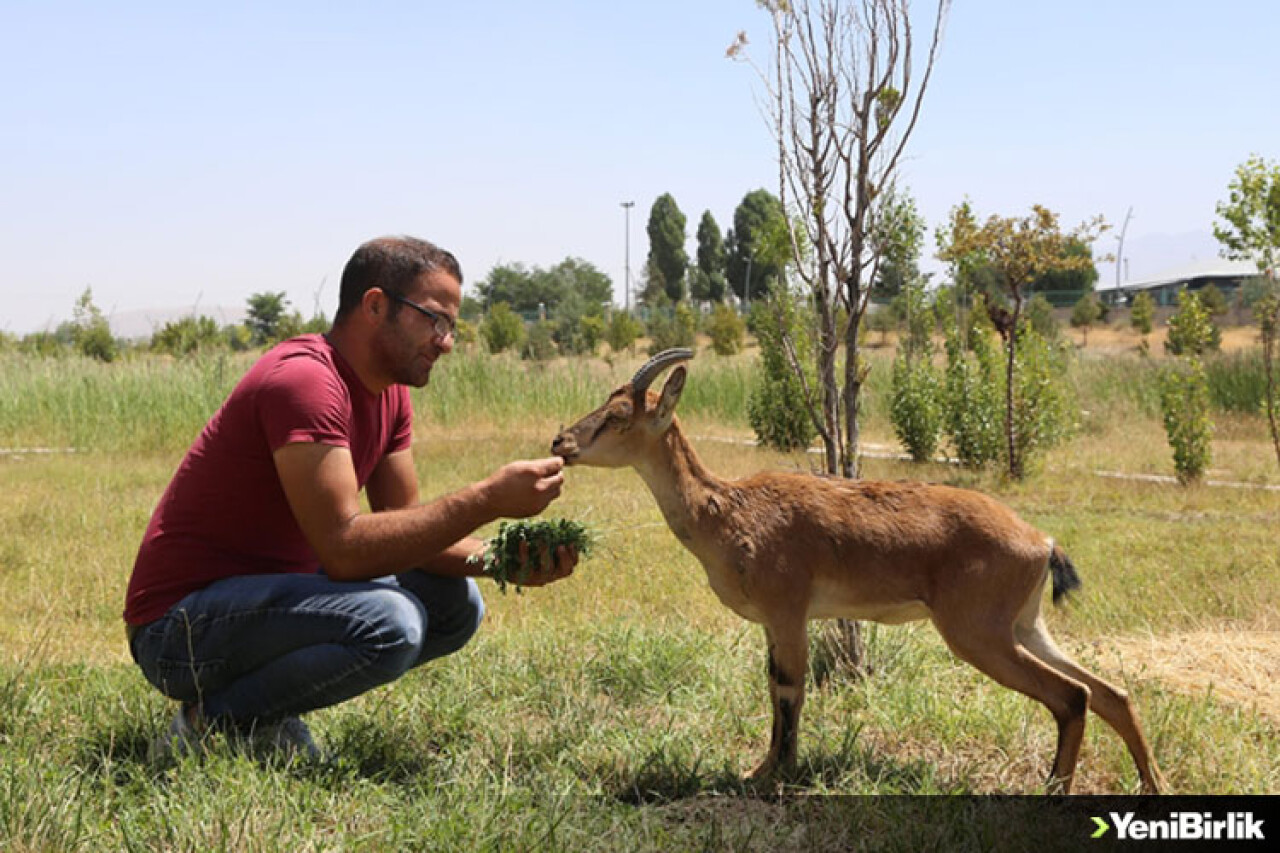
[384,292,456,340]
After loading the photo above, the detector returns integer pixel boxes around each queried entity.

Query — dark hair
[335,236,463,321]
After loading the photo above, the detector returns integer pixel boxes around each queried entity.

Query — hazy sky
[2,1,1276,334]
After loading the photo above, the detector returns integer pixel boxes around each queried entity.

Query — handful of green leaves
[468,518,595,593]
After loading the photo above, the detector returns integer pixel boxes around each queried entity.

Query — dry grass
[1087,629,1280,725]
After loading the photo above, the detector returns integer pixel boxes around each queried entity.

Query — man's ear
[654,366,686,432]
[362,287,385,319]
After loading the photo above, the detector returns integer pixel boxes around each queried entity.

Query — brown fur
[551,365,1164,794]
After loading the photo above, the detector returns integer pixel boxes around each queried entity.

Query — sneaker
[148,704,208,762]
[240,716,321,761]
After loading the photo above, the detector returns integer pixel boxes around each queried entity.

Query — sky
[1,0,1276,335]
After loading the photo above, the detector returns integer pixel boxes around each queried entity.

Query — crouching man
[124,236,576,760]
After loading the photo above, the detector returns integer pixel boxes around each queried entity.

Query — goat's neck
[632,419,725,537]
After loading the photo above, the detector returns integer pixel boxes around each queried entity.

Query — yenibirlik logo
[1092,811,1265,841]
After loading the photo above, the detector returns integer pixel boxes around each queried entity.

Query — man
[124,235,576,759]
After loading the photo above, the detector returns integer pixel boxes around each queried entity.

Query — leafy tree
[706,303,746,355]
[691,210,728,303]
[938,203,1105,479]
[1198,283,1229,317]
[646,193,689,302]
[1160,359,1213,484]
[725,189,786,303]
[71,288,118,362]
[870,187,928,302]
[475,258,612,316]
[477,263,545,313]
[1255,289,1280,468]
[1164,289,1220,356]
[1160,289,1217,482]
[1215,155,1280,468]
[152,315,223,356]
[1070,292,1102,346]
[1027,238,1100,304]
[246,291,290,346]
[1130,291,1155,338]
[480,302,524,354]
[1214,154,1280,279]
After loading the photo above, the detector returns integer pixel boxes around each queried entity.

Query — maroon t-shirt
[124,334,413,626]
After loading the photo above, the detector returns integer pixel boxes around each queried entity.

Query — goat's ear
[654,366,686,431]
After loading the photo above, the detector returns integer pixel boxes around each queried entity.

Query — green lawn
[1,348,1277,850]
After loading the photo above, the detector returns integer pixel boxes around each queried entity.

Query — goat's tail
[1048,544,1082,606]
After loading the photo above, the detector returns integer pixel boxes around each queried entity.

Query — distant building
[1098,259,1263,307]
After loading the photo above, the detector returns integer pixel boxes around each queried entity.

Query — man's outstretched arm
[273,442,566,582]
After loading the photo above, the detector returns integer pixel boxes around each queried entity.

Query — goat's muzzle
[550,432,578,463]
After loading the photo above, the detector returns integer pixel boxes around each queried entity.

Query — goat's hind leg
[748,621,809,781]
[934,616,1091,793]
[1017,616,1165,794]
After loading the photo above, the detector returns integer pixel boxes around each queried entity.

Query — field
[1,331,1278,850]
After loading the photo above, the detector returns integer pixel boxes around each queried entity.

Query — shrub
[1025,293,1060,342]
[889,353,943,462]
[521,321,558,361]
[1160,358,1213,484]
[604,311,642,355]
[152,316,223,357]
[942,329,1003,467]
[646,302,697,355]
[748,295,816,452]
[481,302,525,354]
[706,303,746,355]
[1008,327,1075,471]
[1130,291,1155,338]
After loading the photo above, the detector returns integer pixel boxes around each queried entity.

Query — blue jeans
[130,570,484,725]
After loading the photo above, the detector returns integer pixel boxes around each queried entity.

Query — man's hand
[480,457,565,519]
[510,542,578,587]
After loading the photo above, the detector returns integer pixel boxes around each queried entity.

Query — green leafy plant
[1164,289,1220,356]
[706,303,746,355]
[468,519,595,593]
[748,295,817,452]
[480,302,525,354]
[889,353,943,462]
[1159,358,1214,484]
[942,328,1003,468]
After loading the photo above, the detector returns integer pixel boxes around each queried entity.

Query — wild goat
[551,348,1164,794]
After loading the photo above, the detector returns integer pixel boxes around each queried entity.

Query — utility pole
[620,201,635,310]
[1115,206,1133,290]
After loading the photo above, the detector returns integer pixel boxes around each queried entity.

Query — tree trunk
[814,618,869,684]
[1264,303,1280,469]
[1004,297,1024,480]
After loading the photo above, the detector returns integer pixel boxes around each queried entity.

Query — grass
[1,343,1278,849]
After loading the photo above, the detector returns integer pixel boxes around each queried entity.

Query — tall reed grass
[0,342,1269,454]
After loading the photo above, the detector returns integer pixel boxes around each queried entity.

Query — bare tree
[730,0,948,675]
[732,0,948,479]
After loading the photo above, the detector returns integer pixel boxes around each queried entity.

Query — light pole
[620,201,635,310]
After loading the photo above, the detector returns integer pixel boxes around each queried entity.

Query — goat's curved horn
[631,348,693,394]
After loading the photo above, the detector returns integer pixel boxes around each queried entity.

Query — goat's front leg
[748,621,809,781]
